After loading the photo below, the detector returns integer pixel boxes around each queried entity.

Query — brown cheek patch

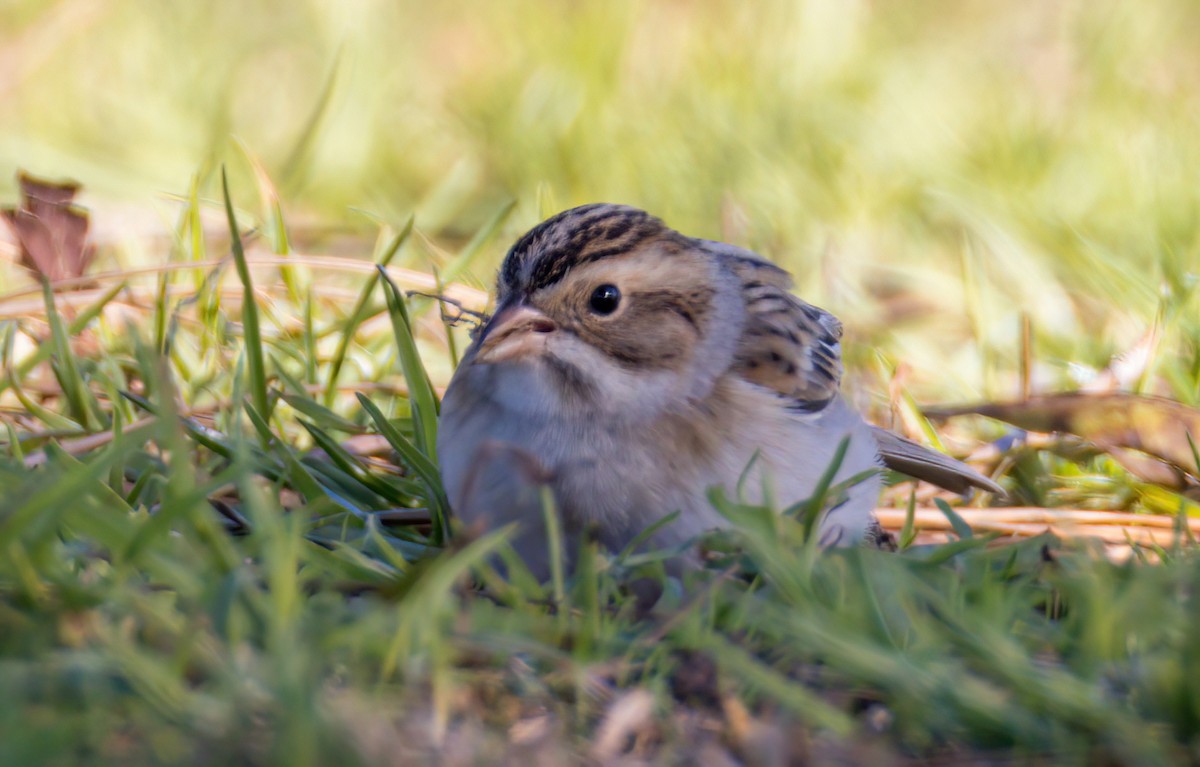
[579,286,713,371]
[631,288,713,331]
[531,245,716,371]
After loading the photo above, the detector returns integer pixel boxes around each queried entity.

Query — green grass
[2,1,1200,763]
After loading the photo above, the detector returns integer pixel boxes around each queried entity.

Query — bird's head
[462,204,746,417]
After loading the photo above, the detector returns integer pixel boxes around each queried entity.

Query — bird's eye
[588,284,621,315]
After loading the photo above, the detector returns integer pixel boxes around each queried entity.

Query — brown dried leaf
[1,170,95,282]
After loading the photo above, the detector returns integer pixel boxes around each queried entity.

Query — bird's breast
[437,367,883,554]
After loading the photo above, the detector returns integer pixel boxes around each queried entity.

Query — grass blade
[0,280,126,398]
[221,166,271,428]
[41,279,102,430]
[357,392,448,542]
[900,486,918,549]
[280,47,342,191]
[795,436,850,541]
[440,199,516,283]
[236,138,301,304]
[935,497,975,540]
[377,266,440,457]
[323,218,415,407]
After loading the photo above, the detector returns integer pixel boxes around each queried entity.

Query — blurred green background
[2,0,1199,401]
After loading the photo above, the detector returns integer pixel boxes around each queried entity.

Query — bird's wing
[871,427,1005,495]
[708,243,843,411]
[703,241,1003,496]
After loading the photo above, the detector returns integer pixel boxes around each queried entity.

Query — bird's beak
[474,303,558,364]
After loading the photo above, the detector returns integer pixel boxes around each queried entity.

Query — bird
[437,204,1001,578]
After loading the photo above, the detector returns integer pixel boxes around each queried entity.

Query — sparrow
[438,204,1000,578]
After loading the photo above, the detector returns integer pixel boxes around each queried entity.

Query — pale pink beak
[474,304,558,363]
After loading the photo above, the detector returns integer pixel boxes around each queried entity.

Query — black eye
[588,284,621,315]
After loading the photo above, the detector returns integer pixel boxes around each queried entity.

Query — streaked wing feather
[708,243,843,411]
[871,427,1005,495]
[693,240,1001,498]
